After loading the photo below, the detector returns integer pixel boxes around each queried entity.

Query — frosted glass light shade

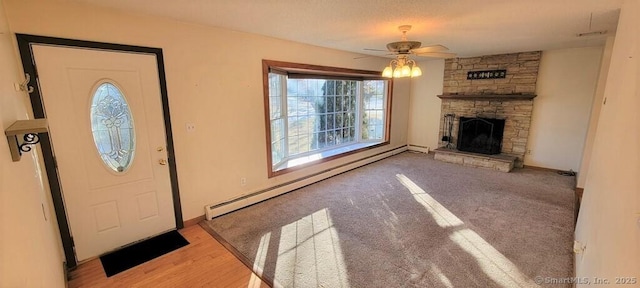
[411,66,422,77]
[401,65,411,77]
[382,66,393,78]
[393,67,402,78]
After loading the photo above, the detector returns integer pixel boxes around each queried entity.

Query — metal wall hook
[19,73,35,93]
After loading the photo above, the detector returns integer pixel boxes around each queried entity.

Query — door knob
[159,159,167,165]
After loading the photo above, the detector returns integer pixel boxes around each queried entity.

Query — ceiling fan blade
[413,52,457,59]
[363,48,388,52]
[354,53,397,59]
[410,45,449,54]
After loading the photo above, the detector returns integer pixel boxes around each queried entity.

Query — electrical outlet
[240,177,247,186]
[526,149,532,155]
[573,240,586,254]
[186,123,196,132]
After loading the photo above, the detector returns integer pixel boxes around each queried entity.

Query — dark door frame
[15,34,183,269]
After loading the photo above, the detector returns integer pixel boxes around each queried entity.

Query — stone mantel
[437,94,537,100]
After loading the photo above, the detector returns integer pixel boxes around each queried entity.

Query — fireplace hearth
[457,117,505,155]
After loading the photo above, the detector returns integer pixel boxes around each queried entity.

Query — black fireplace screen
[457,117,505,155]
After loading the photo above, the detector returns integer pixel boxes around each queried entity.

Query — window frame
[262,60,393,177]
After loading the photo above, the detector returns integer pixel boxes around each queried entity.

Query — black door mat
[99,230,189,277]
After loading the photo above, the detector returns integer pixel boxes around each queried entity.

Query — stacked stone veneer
[438,51,541,168]
[443,51,541,95]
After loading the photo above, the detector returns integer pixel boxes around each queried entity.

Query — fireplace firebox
[457,117,505,155]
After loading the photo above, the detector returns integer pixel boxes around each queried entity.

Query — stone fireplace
[434,51,541,171]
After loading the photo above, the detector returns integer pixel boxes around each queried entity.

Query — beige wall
[525,47,603,171]
[0,0,65,286]
[576,37,615,188]
[408,59,444,152]
[2,0,410,221]
[575,0,639,281]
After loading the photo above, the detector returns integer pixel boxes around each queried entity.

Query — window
[263,60,392,177]
[90,82,136,173]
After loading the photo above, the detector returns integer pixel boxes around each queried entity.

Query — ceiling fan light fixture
[382,56,422,78]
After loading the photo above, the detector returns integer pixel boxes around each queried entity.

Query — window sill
[273,141,384,174]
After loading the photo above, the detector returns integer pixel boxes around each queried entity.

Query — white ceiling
[71,0,623,58]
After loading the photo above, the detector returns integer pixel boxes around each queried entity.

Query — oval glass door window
[90,82,135,173]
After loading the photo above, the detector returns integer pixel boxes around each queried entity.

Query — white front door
[33,45,176,261]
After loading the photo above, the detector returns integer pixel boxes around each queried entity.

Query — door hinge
[53,156,58,169]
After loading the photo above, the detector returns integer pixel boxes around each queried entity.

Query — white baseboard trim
[205,145,408,220]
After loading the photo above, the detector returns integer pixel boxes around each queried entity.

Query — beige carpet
[202,152,575,288]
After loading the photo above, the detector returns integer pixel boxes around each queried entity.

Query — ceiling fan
[365,25,456,59]
[363,25,456,78]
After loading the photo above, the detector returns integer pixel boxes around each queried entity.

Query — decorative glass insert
[90,82,135,173]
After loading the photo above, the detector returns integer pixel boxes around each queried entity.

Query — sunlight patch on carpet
[253,232,271,276]
[450,229,537,287]
[428,263,454,288]
[274,208,349,288]
[396,174,539,288]
[397,174,464,228]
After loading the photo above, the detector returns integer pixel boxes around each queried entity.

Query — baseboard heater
[204,145,408,220]
[407,144,430,154]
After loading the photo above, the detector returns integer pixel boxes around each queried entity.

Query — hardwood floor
[68,225,270,288]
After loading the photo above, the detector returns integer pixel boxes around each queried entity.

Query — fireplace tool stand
[441,114,455,148]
